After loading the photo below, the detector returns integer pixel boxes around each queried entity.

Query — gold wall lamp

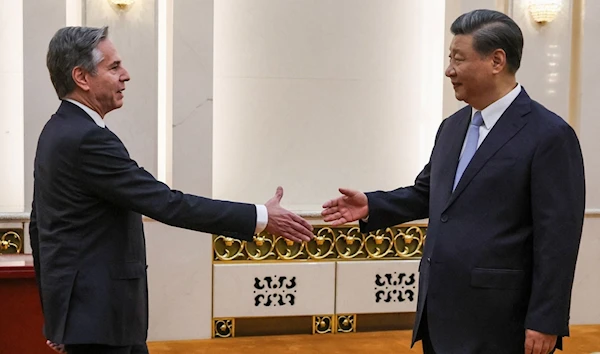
[108,0,136,12]
[528,0,562,24]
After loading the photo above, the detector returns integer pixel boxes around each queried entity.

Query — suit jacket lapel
[443,90,532,211]
[438,108,471,205]
[57,100,97,126]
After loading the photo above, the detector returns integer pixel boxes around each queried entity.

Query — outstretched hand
[321,188,369,226]
[265,187,314,243]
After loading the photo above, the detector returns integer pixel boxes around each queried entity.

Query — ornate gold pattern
[336,314,356,333]
[213,318,234,338]
[313,315,334,334]
[0,231,23,254]
[213,236,245,261]
[306,227,336,259]
[213,225,426,262]
[335,227,365,259]
[246,234,276,261]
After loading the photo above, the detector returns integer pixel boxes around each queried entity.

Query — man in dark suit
[322,9,585,354]
[31,26,314,354]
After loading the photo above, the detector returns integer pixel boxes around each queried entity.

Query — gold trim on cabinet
[0,230,23,254]
[336,314,357,333]
[213,224,427,262]
[313,315,334,334]
[211,313,415,338]
[213,318,235,338]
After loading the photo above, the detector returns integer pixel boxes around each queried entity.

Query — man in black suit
[31,26,314,354]
[322,10,585,354]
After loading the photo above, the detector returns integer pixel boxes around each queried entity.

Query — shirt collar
[64,99,106,128]
[471,83,522,129]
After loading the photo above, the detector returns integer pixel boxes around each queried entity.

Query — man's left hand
[525,329,557,354]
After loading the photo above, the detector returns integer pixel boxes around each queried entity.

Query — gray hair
[451,9,523,73]
[46,26,108,99]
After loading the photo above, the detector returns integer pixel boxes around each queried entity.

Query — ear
[71,66,91,92]
[491,49,507,74]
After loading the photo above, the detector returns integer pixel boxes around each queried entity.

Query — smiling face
[445,34,496,108]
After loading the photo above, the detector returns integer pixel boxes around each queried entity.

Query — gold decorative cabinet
[212,223,426,338]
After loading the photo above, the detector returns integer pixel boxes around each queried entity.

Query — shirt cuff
[255,204,268,234]
[361,215,369,223]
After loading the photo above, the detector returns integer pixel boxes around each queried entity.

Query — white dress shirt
[63,99,268,234]
[65,98,106,128]
[460,83,522,158]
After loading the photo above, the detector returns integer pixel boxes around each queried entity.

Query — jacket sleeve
[77,128,257,241]
[360,119,447,232]
[525,123,585,336]
[29,190,45,313]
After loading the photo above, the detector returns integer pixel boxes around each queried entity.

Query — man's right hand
[321,188,369,225]
[265,187,314,243]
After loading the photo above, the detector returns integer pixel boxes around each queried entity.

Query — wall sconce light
[108,0,136,11]
[528,0,562,24]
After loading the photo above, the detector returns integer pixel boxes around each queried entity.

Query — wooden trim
[213,313,416,338]
[0,266,36,279]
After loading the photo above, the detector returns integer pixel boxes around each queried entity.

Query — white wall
[579,0,600,210]
[84,0,158,176]
[213,0,446,210]
[23,0,66,212]
[146,0,215,341]
[0,0,24,212]
[512,0,573,120]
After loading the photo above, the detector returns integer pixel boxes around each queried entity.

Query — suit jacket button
[427,257,431,264]
[441,214,448,222]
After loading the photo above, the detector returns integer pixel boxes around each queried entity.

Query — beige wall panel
[145,222,214,340]
[336,260,419,314]
[579,0,600,209]
[213,262,335,318]
[214,0,446,209]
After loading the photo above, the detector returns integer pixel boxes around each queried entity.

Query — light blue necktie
[453,111,484,191]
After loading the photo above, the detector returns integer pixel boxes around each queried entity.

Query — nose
[121,67,131,82]
[445,64,455,78]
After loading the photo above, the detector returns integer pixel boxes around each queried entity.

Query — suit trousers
[419,302,556,354]
[65,344,149,354]
[420,302,437,354]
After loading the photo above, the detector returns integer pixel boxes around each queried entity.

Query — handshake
[265,186,369,243]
